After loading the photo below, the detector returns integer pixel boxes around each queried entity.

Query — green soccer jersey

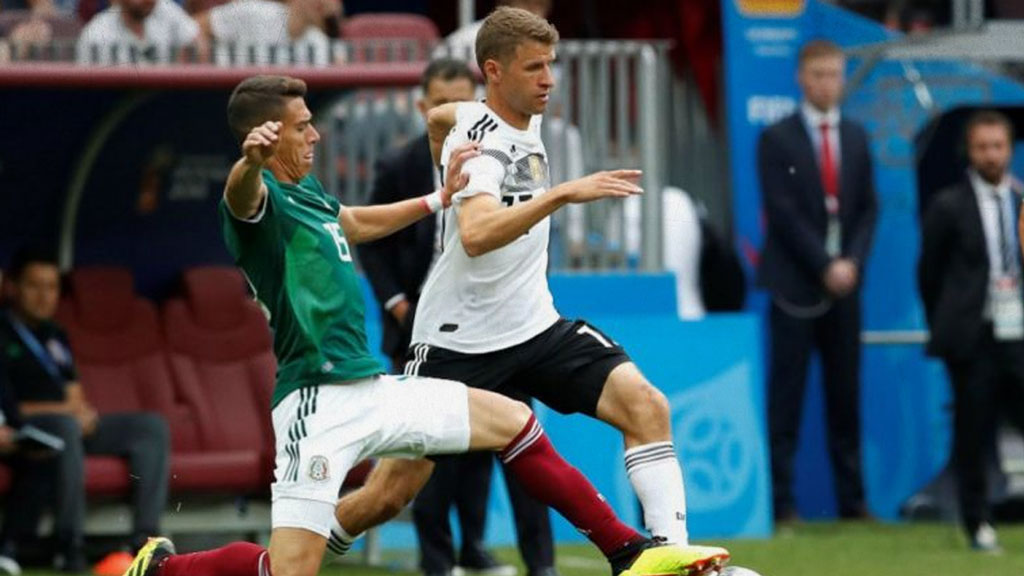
[220,169,383,408]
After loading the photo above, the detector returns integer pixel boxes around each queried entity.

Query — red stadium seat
[84,457,132,496]
[58,266,261,494]
[341,13,439,62]
[57,268,178,417]
[162,266,276,488]
[0,465,11,495]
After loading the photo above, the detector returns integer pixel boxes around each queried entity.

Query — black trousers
[768,296,865,518]
[0,451,57,554]
[25,412,170,552]
[945,330,1024,536]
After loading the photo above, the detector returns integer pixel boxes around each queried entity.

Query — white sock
[625,441,689,545]
[324,516,361,562]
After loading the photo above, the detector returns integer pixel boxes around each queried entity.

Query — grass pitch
[21,521,1024,576]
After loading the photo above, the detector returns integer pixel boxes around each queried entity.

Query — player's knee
[624,383,671,439]
[507,399,532,430]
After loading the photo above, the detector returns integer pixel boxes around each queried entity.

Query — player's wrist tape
[421,190,445,214]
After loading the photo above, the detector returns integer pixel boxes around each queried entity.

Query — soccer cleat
[122,538,176,576]
[612,538,730,576]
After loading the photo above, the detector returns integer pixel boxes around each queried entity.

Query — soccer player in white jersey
[406,6,720,556]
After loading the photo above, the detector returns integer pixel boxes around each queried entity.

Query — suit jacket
[0,350,23,429]
[358,133,437,359]
[756,112,879,306]
[918,178,1024,360]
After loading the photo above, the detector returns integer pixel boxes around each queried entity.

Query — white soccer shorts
[270,374,471,536]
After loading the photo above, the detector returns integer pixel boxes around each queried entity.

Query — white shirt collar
[801,101,840,130]
[969,169,1012,199]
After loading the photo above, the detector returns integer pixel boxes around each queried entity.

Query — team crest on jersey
[528,155,545,182]
[309,456,330,482]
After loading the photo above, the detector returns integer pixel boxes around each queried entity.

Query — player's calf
[124,539,270,576]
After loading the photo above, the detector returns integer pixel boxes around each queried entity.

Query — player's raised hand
[558,169,643,204]
[441,141,481,207]
[243,121,281,165]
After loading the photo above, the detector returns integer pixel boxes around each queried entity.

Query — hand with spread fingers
[558,169,643,204]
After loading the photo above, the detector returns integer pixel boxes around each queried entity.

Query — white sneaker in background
[0,554,22,576]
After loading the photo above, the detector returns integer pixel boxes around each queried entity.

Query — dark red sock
[500,415,643,556]
[159,542,269,576]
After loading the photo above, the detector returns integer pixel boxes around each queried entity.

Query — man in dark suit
[757,40,878,523]
[358,59,555,576]
[920,110,1024,552]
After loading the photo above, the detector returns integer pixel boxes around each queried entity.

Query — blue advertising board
[366,274,771,551]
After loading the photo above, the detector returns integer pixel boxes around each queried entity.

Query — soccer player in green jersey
[122,75,728,576]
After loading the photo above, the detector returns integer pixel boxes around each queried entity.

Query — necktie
[819,122,839,215]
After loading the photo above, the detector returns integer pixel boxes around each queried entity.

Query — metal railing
[2,37,725,270]
[315,40,723,271]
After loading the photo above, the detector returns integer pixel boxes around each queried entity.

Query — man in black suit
[359,59,555,576]
[757,40,878,523]
[920,110,1024,552]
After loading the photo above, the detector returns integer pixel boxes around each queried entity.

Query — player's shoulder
[454,102,506,144]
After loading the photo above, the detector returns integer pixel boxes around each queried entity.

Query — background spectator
[757,39,878,523]
[196,0,341,66]
[0,247,170,573]
[76,0,200,64]
[0,366,39,576]
[434,0,549,62]
[919,110,1024,553]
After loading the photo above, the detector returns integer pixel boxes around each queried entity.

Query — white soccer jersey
[412,102,560,353]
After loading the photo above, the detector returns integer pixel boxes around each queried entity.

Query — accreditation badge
[825,214,842,258]
[992,276,1024,341]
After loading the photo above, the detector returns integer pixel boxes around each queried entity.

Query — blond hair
[475,6,559,74]
[797,39,844,68]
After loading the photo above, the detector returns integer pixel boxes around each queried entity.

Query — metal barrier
[320,39,723,271]
[5,37,725,271]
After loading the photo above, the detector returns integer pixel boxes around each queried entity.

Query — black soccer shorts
[405,318,631,416]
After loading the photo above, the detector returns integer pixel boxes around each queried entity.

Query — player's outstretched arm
[427,102,460,166]
[339,141,479,244]
[459,169,643,257]
[224,121,279,219]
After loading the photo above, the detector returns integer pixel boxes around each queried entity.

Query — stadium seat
[162,266,275,489]
[58,266,261,494]
[340,13,438,62]
[0,465,11,495]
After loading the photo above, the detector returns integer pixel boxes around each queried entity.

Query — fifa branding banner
[722,0,808,270]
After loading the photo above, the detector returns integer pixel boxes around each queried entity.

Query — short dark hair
[475,6,559,74]
[7,246,58,282]
[798,39,844,68]
[965,109,1015,144]
[227,75,308,143]
[420,58,476,94]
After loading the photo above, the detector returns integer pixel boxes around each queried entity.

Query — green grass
[21,521,1024,576]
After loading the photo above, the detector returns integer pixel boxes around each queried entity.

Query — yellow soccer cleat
[123,537,176,576]
[617,541,730,576]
